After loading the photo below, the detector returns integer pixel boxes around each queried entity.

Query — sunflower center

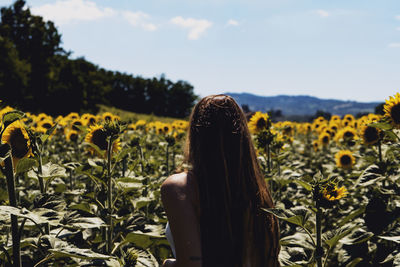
[256,118,266,129]
[327,190,338,199]
[340,155,351,166]
[72,121,82,131]
[9,128,29,159]
[91,129,108,150]
[343,131,354,139]
[322,136,329,144]
[104,116,112,121]
[70,133,78,142]
[390,104,400,124]
[42,123,52,129]
[364,127,379,143]
[283,127,292,135]
[89,118,96,125]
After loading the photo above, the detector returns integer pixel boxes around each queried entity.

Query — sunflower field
[0,93,400,266]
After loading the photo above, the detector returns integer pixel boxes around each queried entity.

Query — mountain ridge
[226,92,382,116]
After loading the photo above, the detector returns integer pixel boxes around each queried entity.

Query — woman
[161,95,280,267]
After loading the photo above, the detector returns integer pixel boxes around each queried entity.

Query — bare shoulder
[161,172,189,201]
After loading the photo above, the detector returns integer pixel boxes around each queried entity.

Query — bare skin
[161,172,202,267]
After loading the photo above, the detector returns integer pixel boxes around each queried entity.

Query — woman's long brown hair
[185,95,280,267]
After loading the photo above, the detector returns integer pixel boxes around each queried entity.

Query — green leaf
[47,236,113,260]
[15,158,37,174]
[356,164,383,186]
[27,162,67,182]
[0,205,46,225]
[377,235,400,244]
[369,122,393,131]
[135,249,159,267]
[324,225,357,248]
[340,229,374,245]
[337,207,366,227]
[294,179,312,191]
[124,225,169,249]
[116,177,142,192]
[384,130,400,142]
[262,208,311,229]
[84,142,106,158]
[346,258,363,267]
[1,111,25,132]
[63,216,106,229]
[69,203,93,214]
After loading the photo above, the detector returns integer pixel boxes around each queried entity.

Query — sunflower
[360,125,380,145]
[383,93,400,128]
[1,120,33,167]
[318,132,330,147]
[323,185,348,201]
[312,140,319,152]
[343,114,355,122]
[70,119,84,132]
[101,112,114,122]
[315,116,327,124]
[335,150,355,169]
[328,124,339,137]
[248,112,270,133]
[335,127,358,143]
[162,124,172,134]
[66,130,79,142]
[330,115,341,123]
[66,112,80,121]
[0,106,14,120]
[85,125,121,156]
[128,123,136,131]
[302,123,312,134]
[281,121,294,136]
[172,120,189,131]
[36,118,54,133]
[83,114,97,126]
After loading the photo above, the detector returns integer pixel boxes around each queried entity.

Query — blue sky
[1,0,399,102]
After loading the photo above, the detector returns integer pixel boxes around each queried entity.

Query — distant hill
[226,93,382,116]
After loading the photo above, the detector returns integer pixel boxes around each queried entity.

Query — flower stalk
[3,145,21,267]
[315,203,323,267]
[106,137,113,254]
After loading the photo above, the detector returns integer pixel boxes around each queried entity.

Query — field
[0,94,400,266]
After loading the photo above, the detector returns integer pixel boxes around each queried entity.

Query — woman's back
[162,95,280,267]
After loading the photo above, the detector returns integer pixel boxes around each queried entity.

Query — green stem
[266,144,271,173]
[4,152,21,267]
[172,150,176,172]
[69,169,73,190]
[316,205,323,267]
[166,145,169,175]
[0,245,12,265]
[122,156,127,177]
[37,151,45,194]
[106,137,113,254]
[303,227,316,247]
[378,140,382,164]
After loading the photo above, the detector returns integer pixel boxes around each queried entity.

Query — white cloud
[122,11,157,31]
[31,0,115,25]
[170,16,212,40]
[388,43,400,48]
[396,15,400,20]
[226,19,239,27]
[314,9,330,18]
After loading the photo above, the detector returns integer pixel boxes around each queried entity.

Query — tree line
[0,0,197,118]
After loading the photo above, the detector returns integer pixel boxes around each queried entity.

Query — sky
[1,0,399,102]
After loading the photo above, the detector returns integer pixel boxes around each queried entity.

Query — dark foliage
[0,0,197,118]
